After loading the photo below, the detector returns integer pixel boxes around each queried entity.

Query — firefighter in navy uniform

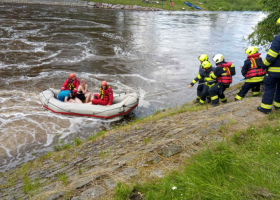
[193,54,211,103]
[209,54,236,106]
[257,18,280,114]
[188,61,216,105]
[235,46,266,101]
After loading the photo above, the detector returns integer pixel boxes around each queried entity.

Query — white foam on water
[138,88,151,108]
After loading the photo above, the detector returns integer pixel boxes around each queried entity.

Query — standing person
[257,18,280,114]
[61,73,80,95]
[90,81,113,106]
[193,54,211,103]
[209,54,236,106]
[170,0,173,6]
[77,79,91,103]
[235,46,266,101]
[188,61,216,105]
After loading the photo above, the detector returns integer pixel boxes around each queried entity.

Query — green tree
[248,0,280,46]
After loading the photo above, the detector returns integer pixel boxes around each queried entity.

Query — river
[0,3,265,171]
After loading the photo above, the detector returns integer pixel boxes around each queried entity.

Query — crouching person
[209,54,236,106]
[188,61,216,105]
[57,90,82,103]
[235,46,266,101]
[91,81,113,106]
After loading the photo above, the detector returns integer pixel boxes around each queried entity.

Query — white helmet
[212,54,224,64]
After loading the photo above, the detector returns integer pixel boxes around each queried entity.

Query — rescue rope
[142,81,217,98]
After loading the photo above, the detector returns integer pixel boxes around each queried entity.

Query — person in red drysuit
[61,73,80,95]
[91,81,113,106]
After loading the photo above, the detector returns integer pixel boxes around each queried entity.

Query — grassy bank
[114,112,280,200]
[89,0,262,11]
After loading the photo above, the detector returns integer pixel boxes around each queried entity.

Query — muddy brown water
[0,3,265,171]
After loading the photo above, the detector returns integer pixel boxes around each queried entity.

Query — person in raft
[77,79,91,103]
[90,81,113,106]
[57,90,82,103]
[61,73,80,95]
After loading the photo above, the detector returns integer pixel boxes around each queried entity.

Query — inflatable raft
[39,89,139,119]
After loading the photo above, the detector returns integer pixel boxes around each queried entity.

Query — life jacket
[99,86,112,101]
[245,53,266,79]
[217,62,232,84]
[67,79,79,91]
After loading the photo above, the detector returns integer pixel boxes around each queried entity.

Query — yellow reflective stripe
[251,58,257,68]
[220,97,227,101]
[268,67,280,72]
[268,49,278,58]
[252,92,260,95]
[211,95,218,100]
[199,99,205,104]
[192,80,197,84]
[197,74,202,79]
[210,73,217,79]
[263,58,271,66]
[274,101,280,108]
[245,76,264,82]
[204,77,214,81]
[261,103,272,109]
[230,64,235,68]
[235,95,243,100]
[196,96,201,99]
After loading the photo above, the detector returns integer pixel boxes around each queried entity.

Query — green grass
[89,0,262,11]
[57,173,68,186]
[114,112,280,200]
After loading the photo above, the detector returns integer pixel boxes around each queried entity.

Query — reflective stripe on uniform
[245,76,264,83]
[268,67,280,72]
[210,73,217,79]
[220,97,227,102]
[252,92,260,96]
[197,74,202,79]
[196,96,201,99]
[235,95,243,100]
[211,95,218,100]
[263,58,271,66]
[274,101,280,108]
[204,77,214,81]
[261,103,272,109]
[192,80,196,84]
[268,49,279,58]
[199,99,205,104]
[207,83,215,88]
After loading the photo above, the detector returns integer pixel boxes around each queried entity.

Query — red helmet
[101,81,107,86]
[69,73,76,79]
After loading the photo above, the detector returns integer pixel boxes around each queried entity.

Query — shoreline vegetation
[87,0,262,11]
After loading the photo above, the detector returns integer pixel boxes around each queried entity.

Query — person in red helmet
[90,81,114,106]
[61,73,80,95]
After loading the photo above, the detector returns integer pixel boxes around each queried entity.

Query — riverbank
[1,82,276,200]
[0,0,262,11]
[88,0,262,11]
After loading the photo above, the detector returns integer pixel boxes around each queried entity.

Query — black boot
[234,98,239,101]
[195,99,200,104]
[253,95,259,97]
[221,100,227,103]
[257,106,271,114]
[207,98,211,103]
